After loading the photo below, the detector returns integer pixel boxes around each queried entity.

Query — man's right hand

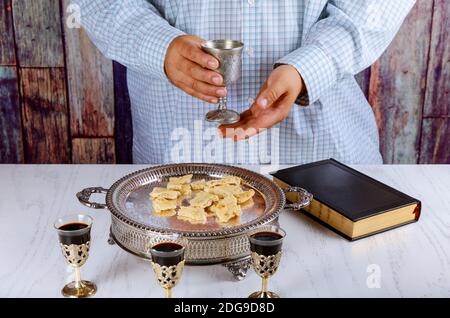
[164,35,226,104]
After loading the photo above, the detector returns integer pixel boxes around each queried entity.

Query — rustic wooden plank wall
[12,0,70,163]
[368,0,433,163]
[19,68,70,163]
[0,0,22,163]
[0,67,22,163]
[0,0,448,164]
[0,0,15,64]
[61,0,116,163]
[420,0,450,163]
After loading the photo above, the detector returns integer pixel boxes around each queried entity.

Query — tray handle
[283,186,313,210]
[76,187,109,209]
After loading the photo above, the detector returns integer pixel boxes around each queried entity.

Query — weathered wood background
[0,0,449,164]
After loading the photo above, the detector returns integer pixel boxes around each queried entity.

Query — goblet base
[62,280,97,298]
[248,291,280,298]
[205,109,240,124]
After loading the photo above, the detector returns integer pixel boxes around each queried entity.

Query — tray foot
[107,231,116,245]
[223,258,251,281]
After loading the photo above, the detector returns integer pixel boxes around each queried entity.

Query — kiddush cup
[201,39,244,124]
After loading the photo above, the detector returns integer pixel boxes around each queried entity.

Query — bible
[271,159,421,241]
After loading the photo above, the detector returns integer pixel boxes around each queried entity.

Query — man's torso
[129,0,382,164]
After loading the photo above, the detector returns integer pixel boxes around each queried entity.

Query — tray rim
[104,163,286,238]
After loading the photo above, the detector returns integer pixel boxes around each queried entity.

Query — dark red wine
[58,222,90,245]
[151,242,184,266]
[249,231,283,256]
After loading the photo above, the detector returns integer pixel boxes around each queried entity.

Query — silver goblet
[201,39,244,124]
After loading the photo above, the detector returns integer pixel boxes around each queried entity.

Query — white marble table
[0,164,449,298]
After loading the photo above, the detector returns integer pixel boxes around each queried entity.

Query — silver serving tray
[77,164,312,269]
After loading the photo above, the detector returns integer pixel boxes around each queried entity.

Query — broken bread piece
[149,187,180,200]
[221,175,241,186]
[166,182,182,191]
[205,184,243,198]
[169,174,193,184]
[239,198,254,209]
[152,197,178,212]
[205,176,241,187]
[189,191,219,208]
[177,206,207,224]
[221,215,241,226]
[205,206,216,217]
[235,189,255,204]
[167,183,192,197]
[209,195,241,223]
[179,184,192,197]
[204,179,226,188]
[190,179,206,190]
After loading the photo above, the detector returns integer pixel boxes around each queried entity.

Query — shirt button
[246,47,254,57]
[248,0,255,5]
[248,97,255,105]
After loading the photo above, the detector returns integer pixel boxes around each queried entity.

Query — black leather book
[271,159,421,240]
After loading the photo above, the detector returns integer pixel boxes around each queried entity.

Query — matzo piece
[167,183,192,196]
[222,175,241,185]
[239,198,254,209]
[166,182,182,190]
[209,195,241,223]
[191,179,206,190]
[189,191,219,208]
[205,176,241,187]
[180,184,192,197]
[235,189,255,204]
[222,216,241,226]
[152,197,178,212]
[150,187,180,200]
[205,184,243,198]
[177,206,207,224]
[214,205,241,223]
[169,174,193,184]
[205,206,216,217]
[204,180,225,188]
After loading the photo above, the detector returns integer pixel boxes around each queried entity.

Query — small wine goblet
[149,233,188,298]
[248,225,286,298]
[54,214,97,298]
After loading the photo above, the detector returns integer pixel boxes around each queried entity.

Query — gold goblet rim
[149,233,188,257]
[248,225,286,246]
[54,214,94,233]
[150,244,185,258]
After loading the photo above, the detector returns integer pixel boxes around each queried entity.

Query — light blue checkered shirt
[73,0,415,164]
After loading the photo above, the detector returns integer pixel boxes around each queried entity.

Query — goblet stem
[262,277,268,294]
[218,96,227,110]
[165,288,172,298]
[74,266,82,288]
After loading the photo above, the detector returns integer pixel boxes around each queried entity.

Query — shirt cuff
[276,44,337,106]
[138,22,186,81]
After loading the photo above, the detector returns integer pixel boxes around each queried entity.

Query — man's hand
[219,65,304,140]
[165,35,227,103]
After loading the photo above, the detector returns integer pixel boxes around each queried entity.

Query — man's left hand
[218,64,304,140]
